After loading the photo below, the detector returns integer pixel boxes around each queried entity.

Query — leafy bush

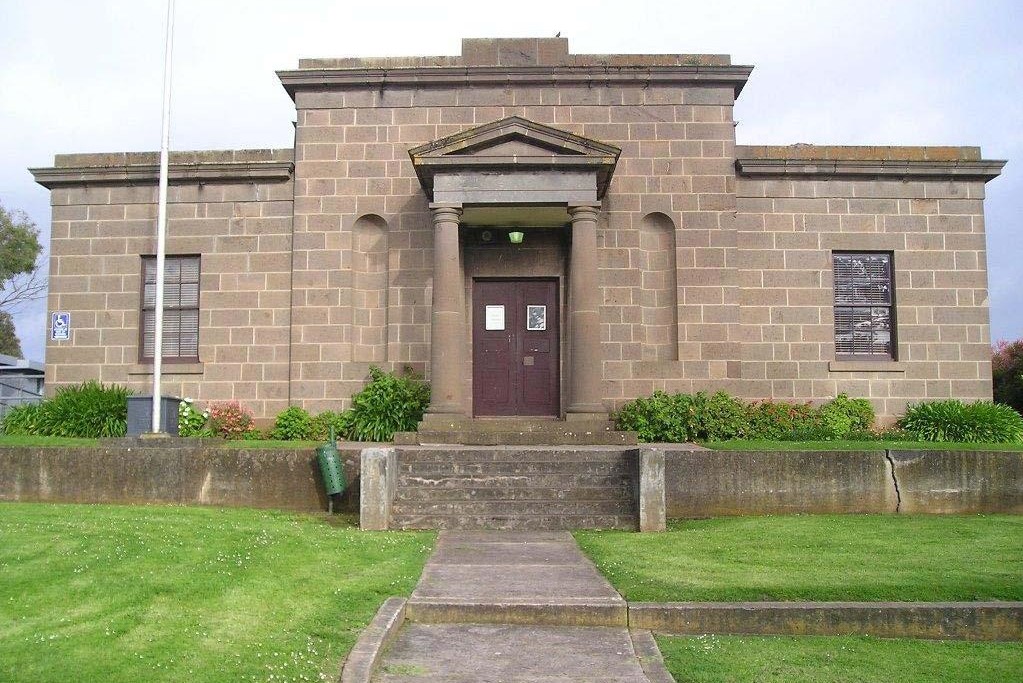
[270,406,314,441]
[822,394,875,432]
[1,381,133,438]
[208,401,254,440]
[340,366,430,442]
[615,391,876,443]
[744,401,817,440]
[1,402,40,435]
[700,392,750,441]
[992,339,1023,415]
[311,410,347,441]
[178,399,210,437]
[899,399,1023,443]
[613,391,700,442]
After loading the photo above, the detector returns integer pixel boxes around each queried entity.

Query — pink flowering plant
[207,401,254,440]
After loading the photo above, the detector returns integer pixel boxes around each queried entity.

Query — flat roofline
[278,64,753,100]
[30,149,294,188]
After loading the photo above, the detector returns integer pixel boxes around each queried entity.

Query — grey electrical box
[127,396,181,436]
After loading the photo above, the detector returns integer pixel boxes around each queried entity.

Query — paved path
[370,531,669,682]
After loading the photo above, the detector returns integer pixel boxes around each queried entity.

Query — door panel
[473,279,560,416]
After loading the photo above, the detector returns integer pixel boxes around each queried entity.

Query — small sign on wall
[50,312,70,341]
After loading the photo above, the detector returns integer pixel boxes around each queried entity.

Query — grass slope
[657,635,1023,683]
[575,515,1023,602]
[0,503,434,683]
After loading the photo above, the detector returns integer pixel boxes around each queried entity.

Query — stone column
[566,203,606,420]
[425,204,465,418]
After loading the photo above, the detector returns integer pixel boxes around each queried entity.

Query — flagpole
[152,0,175,433]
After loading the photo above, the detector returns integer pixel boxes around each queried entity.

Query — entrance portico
[409,117,620,422]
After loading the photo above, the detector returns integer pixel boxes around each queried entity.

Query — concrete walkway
[370,531,671,682]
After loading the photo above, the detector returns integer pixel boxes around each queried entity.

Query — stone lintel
[31,152,294,189]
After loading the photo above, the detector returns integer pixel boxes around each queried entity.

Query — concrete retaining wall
[665,449,1023,517]
[1,445,1020,517]
[0,444,362,512]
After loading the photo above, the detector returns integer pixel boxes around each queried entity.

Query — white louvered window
[833,252,895,360]
[140,256,200,362]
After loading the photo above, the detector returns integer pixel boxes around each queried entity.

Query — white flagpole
[152,0,175,433]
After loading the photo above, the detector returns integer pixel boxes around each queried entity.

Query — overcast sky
[1,0,1020,362]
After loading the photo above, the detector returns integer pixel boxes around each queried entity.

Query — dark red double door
[472,279,560,416]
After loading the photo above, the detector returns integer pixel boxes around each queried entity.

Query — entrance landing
[395,418,638,446]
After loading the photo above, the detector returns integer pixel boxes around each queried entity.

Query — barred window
[833,252,895,360]
[140,255,200,362]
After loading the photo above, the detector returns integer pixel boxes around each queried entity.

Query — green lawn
[657,634,1023,683]
[575,515,1023,602]
[702,440,1023,451]
[0,435,103,447]
[0,503,435,683]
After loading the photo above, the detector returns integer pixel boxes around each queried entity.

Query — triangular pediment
[409,116,620,200]
[411,116,619,159]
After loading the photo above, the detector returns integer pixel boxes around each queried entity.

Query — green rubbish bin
[316,427,346,513]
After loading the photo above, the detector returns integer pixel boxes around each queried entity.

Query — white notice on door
[485,305,505,330]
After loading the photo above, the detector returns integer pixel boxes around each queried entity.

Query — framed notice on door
[485,305,505,330]
[526,305,546,331]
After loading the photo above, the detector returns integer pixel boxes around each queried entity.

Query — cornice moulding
[30,160,294,188]
[277,64,753,98]
[736,158,1006,181]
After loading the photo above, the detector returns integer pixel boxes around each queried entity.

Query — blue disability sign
[50,312,70,341]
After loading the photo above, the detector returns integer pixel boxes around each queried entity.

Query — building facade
[31,38,1005,424]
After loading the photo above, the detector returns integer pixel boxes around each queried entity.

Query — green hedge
[614,390,1023,444]
[613,391,877,443]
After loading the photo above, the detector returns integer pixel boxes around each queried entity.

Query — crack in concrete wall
[884,450,902,513]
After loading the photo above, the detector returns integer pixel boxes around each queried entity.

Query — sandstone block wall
[43,150,295,419]
[289,82,742,412]
[735,156,992,418]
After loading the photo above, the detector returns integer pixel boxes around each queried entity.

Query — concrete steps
[390,447,637,530]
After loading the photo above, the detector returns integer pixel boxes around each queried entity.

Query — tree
[0,202,44,313]
[993,339,1023,416]
[0,311,22,357]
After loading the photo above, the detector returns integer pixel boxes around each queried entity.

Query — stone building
[31,38,1005,426]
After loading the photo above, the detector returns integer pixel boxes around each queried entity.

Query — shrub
[822,393,875,432]
[992,339,1023,415]
[178,399,210,437]
[899,399,1023,443]
[270,406,314,441]
[613,391,700,442]
[208,401,254,440]
[15,381,133,438]
[744,401,817,440]
[1,402,40,435]
[615,390,877,443]
[700,392,750,441]
[311,410,347,441]
[340,366,430,442]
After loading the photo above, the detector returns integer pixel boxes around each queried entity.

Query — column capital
[567,203,601,220]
